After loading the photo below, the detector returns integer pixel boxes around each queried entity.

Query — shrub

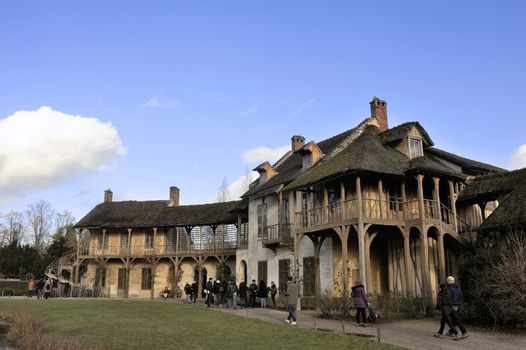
[373,292,426,319]
[459,230,526,328]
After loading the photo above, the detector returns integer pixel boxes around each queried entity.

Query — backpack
[367,305,380,322]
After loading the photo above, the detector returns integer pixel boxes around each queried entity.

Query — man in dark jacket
[205,278,214,307]
[284,276,298,325]
[447,276,469,339]
[434,283,459,339]
[191,281,198,303]
[238,281,248,308]
[248,280,258,307]
[184,282,193,304]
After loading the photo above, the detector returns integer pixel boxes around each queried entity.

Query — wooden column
[306,191,312,227]
[75,229,80,284]
[402,231,413,295]
[416,174,430,305]
[401,180,407,220]
[323,187,329,224]
[237,215,242,248]
[102,229,107,253]
[340,226,350,293]
[433,177,441,220]
[448,181,458,232]
[127,228,132,256]
[437,232,446,283]
[340,181,346,219]
[364,230,372,292]
[356,176,367,290]
[153,227,157,255]
[313,236,325,296]
[378,179,384,219]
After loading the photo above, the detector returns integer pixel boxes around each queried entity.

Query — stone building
[50,97,509,302]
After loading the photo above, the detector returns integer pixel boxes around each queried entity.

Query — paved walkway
[212,306,526,350]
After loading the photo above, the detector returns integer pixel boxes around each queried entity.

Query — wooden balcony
[261,223,294,253]
[295,198,472,237]
[79,242,238,259]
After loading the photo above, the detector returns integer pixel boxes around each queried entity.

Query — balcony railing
[261,223,293,244]
[295,198,470,233]
[79,242,238,257]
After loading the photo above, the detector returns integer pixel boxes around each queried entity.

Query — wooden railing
[79,242,238,257]
[295,198,469,233]
[261,223,293,244]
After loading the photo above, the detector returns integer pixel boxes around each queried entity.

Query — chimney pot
[370,97,388,132]
[291,135,305,152]
[169,186,180,206]
[104,189,113,203]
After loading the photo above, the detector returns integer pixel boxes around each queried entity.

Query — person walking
[284,276,298,325]
[184,282,193,304]
[205,278,214,308]
[434,283,459,339]
[258,280,268,308]
[191,281,198,303]
[36,278,45,299]
[238,280,248,309]
[249,279,258,307]
[447,276,469,340]
[27,278,35,298]
[269,281,278,307]
[351,281,369,327]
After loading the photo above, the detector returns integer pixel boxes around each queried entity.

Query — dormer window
[253,161,276,184]
[303,152,312,168]
[296,141,323,169]
[409,138,423,158]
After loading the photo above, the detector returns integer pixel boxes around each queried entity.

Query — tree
[54,210,77,249]
[1,211,26,246]
[216,176,231,202]
[26,200,56,253]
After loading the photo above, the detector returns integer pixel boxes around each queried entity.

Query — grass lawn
[0,298,404,350]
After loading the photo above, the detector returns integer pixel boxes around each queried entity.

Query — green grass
[0,298,404,350]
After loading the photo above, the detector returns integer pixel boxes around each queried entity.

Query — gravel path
[214,306,526,350]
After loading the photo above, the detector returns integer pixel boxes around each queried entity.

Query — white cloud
[0,106,125,204]
[216,171,259,201]
[140,96,181,110]
[508,144,526,170]
[242,145,289,164]
[244,103,259,115]
[293,98,316,115]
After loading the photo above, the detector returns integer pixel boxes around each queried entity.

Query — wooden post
[401,180,407,220]
[127,228,132,256]
[313,236,325,296]
[153,227,158,255]
[433,177,441,221]
[437,232,446,283]
[448,181,458,232]
[323,187,329,224]
[416,174,430,307]
[356,176,367,290]
[340,227,350,293]
[75,229,80,284]
[102,229,107,253]
[306,191,312,227]
[278,191,283,231]
[378,178,384,219]
[340,181,346,219]
[237,215,242,248]
[402,231,413,296]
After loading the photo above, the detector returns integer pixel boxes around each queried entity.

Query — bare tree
[54,210,77,248]
[242,168,256,193]
[2,211,26,245]
[26,200,56,253]
[216,176,231,202]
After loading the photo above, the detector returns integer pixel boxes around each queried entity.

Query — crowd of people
[27,277,71,299]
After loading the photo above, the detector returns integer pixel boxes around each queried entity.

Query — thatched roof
[381,122,434,146]
[243,118,373,198]
[75,200,243,229]
[457,168,526,231]
[286,124,469,190]
[427,147,505,175]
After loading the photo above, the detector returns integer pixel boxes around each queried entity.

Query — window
[259,171,267,183]
[95,268,106,287]
[409,138,422,158]
[141,268,152,290]
[257,204,267,238]
[118,268,127,289]
[258,261,268,284]
[97,232,107,249]
[145,231,154,248]
[278,259,290,294]
[302,152,313,168]
[120,232,128,248]
[302,257,315,296]
[166,228,176,252]
[281,199,290,226]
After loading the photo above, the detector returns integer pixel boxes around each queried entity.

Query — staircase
[45,252,79,287]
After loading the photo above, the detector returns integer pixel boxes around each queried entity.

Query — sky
[0,0,525,223]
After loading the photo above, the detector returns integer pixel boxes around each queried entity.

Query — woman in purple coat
[351,281,369,326]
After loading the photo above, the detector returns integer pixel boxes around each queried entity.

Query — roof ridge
[324,117,377,159]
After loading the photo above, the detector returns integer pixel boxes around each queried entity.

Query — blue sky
[0,0,525,222]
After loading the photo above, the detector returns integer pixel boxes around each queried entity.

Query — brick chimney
[291,135,305,152]
[169,186,180,207]
[104,189,113,203]
[370,97,388,132]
